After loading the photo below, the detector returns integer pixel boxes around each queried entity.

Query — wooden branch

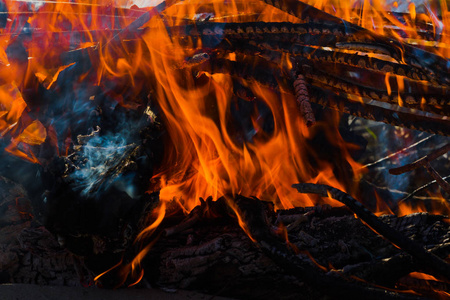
[399,175,450,202]
[389,144,450,175]
[292,183,450,281]
[261,0,450,85]
[423,163,450,196]
[363,135,434,169]
[230,195,425,300]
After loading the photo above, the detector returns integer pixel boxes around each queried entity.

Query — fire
[304,0,450,58]
[0,1,445,204]
[397,191,450,217]
[131,4,364,214]
[373,191,394,216]
[0,0,448,288]
[226,196,257,242]
[398,272,450,298]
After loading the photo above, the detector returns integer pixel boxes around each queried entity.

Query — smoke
[66,128,138,198]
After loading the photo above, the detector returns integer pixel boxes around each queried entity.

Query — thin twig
[423,163,450,196]
[363,135,434,169]
[292,183,450,281]
[400,175,450,202]
[389,144,450,175]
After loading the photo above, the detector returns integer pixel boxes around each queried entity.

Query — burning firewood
[0,0,449,299]
[134,194,449,299]
[293,183,450,280]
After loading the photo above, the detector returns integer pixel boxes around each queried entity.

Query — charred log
[293,183,450,281]
[137,196,449,299]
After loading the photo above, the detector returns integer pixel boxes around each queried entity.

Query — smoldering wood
[1,174,449,299]
[189,53,450,136]
[261,0,450,82]
[0,1,449,299]
[138,196,448,299]
[293,183,450,281]
[0,176,90,286]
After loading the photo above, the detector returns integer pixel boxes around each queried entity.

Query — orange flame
[397,191,450,217]
[409,272,440,282]
[373,191,394,217]
[275,222,299,252]
[94,201,165,286]
[133,13,363,212]
[303,0,450,58]
[226,197,257,242]
[400,272,450,298]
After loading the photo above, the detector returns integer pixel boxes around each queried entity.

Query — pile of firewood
[0,0,449,299]
[1,181,449,299]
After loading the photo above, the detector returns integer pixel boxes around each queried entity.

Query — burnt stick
[218,42,450,117]
[175,21,369,45]
[173,21,437,83]
[292,183,450,281]
[423,163,450,196]
[102,0,169,47]
[389,144,450,175]
[307,84,450,137]
[399,175,450,202]
[260,0,450,84]
[303,63,449,117]
[230,195,426,300]
[192,53,450,136]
